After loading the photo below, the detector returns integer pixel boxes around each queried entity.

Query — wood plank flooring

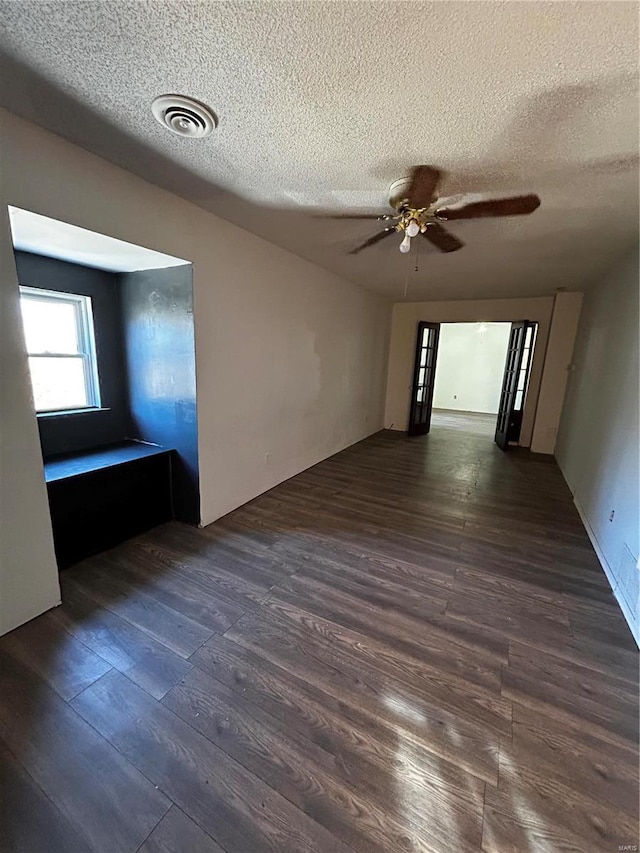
[431,409,497,436]
[1,425,638,853]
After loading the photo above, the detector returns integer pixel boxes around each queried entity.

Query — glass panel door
[408,322,440,436]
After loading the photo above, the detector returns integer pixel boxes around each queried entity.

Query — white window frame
[19,285,101,413]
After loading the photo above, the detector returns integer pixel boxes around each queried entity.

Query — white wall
[0,207,60,635]
[555,247,639,644]
[0,109,391,634]
[432,323,511,414]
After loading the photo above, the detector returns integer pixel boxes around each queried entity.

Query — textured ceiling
[0,1,638,301]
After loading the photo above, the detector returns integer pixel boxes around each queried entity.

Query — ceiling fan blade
[405,165,442,208]
[349,227,396,255]
[436,194,541,220]
[421,223,464,253]
[318,213,393,220]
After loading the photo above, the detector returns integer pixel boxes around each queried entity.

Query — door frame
[407,321,440,436]
[403,319,541,444]
[394,312,548,448]
[508,322,538,446]
[494,320,537,450]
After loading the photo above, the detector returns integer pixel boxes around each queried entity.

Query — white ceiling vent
[151,95,217,138]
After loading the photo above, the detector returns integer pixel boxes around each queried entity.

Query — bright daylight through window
[19,286,101,413]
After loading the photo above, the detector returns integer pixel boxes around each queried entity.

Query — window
[19,286,101,413]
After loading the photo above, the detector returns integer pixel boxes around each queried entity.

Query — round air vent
[151,95,217,138]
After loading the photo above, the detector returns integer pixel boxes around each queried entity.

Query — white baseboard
[573,497,639,648]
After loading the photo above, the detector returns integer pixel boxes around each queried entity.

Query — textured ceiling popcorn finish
[0,1,638,300]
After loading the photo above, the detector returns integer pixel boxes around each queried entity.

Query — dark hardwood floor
[1,427,638,853]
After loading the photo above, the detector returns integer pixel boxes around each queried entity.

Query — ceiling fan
[325,166,540,255]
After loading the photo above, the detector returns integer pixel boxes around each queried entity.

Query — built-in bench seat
[44,440,174,568]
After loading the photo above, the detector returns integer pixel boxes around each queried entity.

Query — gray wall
[120,265,199,523]
[555,246,639,645]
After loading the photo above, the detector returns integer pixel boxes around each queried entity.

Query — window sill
[43,440,171,483]
[37,407,111,419]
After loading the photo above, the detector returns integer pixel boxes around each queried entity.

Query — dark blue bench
[44,441,174,568]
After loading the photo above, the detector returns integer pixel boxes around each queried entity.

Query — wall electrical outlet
[609,510,615,522]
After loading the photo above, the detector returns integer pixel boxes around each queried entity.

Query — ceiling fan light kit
[325,166,541,256]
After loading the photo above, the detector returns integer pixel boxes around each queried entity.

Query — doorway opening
[408,320,538,449]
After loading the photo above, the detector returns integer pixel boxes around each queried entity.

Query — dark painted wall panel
[14,251,129,456]
[119,265,199,523]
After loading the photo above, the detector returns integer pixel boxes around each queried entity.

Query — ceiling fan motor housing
[388,176,438,212]
[388,176,413,210]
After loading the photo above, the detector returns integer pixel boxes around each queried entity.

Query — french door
[494,320,536,450]
[408,322,440,436]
